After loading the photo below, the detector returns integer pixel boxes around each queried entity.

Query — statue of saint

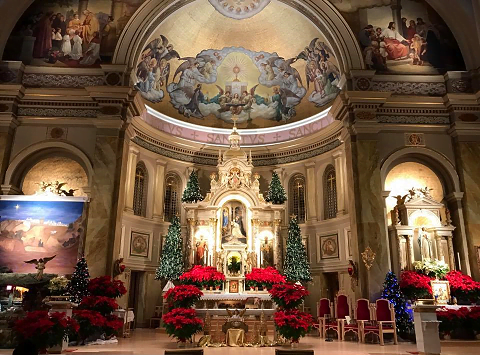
[260,237,273,267]
[418,227,432,260]
[195,237,208,265]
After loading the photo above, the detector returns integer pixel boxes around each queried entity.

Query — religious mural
[0,199,86,274]
[221,201,247,245]
[136,37,340,126]
[3,0,146,67]
[331,0,465,74]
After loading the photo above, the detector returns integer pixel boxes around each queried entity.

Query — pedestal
[45,299,77,353]
[413,305,441,355]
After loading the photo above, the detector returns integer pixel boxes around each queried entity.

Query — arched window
[289,174,306,223]
[133,161,148,217]
[324,165,337,220]
[164,172,181,222]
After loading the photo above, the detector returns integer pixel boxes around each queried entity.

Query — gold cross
[327,174,335,189]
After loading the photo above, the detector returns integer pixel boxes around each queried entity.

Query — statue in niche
[246,251,257,272]
[418,227,433,260]
[195,236,208,265]
[260,236,274,267]
[215,251,224,272]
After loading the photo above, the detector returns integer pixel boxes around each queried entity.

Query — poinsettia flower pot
[290,339,299,348]
[215,286,220,291]
[177,340,187,348]
[47,339,68,354]
[250,287,254,291]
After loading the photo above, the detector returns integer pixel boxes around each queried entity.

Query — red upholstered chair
[314,298,332,338]
[342,298,372,342]
[325,294,350,340]
[363,299,398,345]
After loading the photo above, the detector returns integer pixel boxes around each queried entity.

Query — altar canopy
[184,127,284,294]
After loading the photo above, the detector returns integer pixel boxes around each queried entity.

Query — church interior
[0,0,480,354]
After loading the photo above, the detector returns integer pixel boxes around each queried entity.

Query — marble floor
[2,329,479,355]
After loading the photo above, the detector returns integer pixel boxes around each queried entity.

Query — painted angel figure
[24,255,56,280]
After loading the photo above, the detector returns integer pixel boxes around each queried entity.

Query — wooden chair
[363,299,398,345]
[342,298,372,342]
[314,298,332,338]
[325,294,350,340]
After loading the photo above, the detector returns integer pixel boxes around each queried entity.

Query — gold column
[406,235,415,270]
[274,219,282,270]
[187,218,195,267]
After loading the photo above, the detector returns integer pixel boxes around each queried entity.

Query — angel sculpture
[226,308,247,320]
[394,194,408,207]
[24,255,56,280]
[60,188,77,196]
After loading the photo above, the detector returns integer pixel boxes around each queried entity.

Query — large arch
[113,0,365,75]
[4,141,94,193]
[380,147,461,195]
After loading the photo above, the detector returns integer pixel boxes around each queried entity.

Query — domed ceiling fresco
[135,0,341,129]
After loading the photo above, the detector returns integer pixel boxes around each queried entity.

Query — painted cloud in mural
[330,0,392,13]
[135,37,340,124]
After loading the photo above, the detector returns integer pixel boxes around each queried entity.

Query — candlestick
[456,252,461,271]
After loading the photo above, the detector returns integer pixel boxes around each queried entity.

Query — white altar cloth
[200,293,271,301]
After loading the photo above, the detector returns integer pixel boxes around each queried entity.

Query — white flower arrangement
[48,276,70,296]
[413,259,449,279]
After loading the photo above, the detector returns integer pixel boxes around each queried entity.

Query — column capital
[332,150,344,159]
[305,162,316,168]
[156,158,168,167]
[129,146,140,156]
[445,192,464,203]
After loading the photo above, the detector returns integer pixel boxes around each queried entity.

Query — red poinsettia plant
[164,285,203,308]
[180,266,225,288]
[399,270,433,300]
[72,309,123,342]
[88,276,127,299]
[163,307,203,342]
[269,282,309,309]
[274,308,313,343]
[437,306,480,336]
[245,267,286,289]
[79,295,119,315]
[14,311,79,350]
[445,271,480,304]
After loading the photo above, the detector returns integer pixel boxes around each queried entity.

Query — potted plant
[245,267,286,291]
[399,270,433,301]
[444,271,480,304]
[88,276,127,299]
[48,276,70,298]
[413,259,449,279]
[72,309,106,344]
[274,308,313,346]
[163,308,203,345]
[227,256,241,275]
[269,282,309,309]
[14,311,79,353]
[164,285,203,309]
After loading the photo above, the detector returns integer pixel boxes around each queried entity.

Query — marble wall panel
[454,142,480,279]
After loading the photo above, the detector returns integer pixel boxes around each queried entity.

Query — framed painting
[431,280,450,305]
[319,233,339,260]
[229,280,239,293]
[130,231,150,258]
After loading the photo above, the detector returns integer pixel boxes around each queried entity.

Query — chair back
[335,294,350,319]
[355,298,371,321]
[375,299,393,322]
[317,298,331,317]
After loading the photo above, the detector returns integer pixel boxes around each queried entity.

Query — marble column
[446,192,471,275]
[84,134,125,276]
[305,162,317,221]
[123,146,139,213]
[435,235,445,263]
[447,236,456,271]
[274,219,282,270]
[152,159,167,221]
[187,218,195,267]
[333,151,346,215]
[450,139,480,278]
[78,0,89,15]
[406,235,415,270]
[344,136,390,300]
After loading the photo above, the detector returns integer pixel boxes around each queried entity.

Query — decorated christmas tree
[182,170,204,203]
[68,256,90,304]
[155,215,184,281]
[381,271,413,334]
[283,216,311,282]
[265,172,287,204]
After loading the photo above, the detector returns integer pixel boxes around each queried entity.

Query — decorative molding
[377,115,449,124]
[22,73,104,88]
[17,107,97,118]
[208,0,270,20]
[0,68,20,84]
[404,133,425,147]
[371,81,447,96]
[449,79,472,93]
[133,136,342,166]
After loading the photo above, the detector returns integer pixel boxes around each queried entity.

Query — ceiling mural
[136,0,341,129]
[330,0,465,74]
[3,0,146,67]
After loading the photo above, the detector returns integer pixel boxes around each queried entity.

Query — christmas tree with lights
[182,170,204,203]
[68,256,90,304]
[155,215,184,281]
[265,171,287,204]
[283,216,311,282]
[381,271,413,334]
